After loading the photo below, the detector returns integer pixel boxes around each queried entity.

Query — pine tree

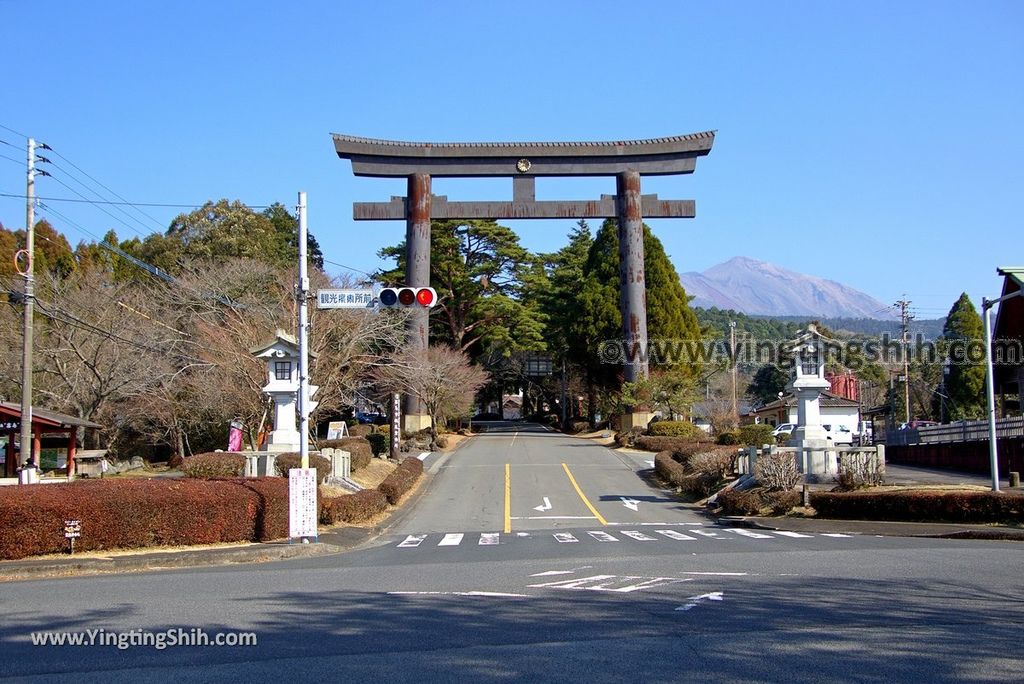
[942,293,986,420]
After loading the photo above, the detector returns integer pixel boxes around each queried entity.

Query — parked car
[823,424,855,445]
[771,423,796,437]
[900,420,939,430]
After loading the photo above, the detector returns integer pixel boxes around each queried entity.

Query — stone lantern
[785,324,833,479]
[250,331,318,453]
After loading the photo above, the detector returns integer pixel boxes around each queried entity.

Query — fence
[883,416,1024,447]
[737,444,885,480]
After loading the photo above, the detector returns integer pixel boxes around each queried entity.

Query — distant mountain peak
[680,257,895,319]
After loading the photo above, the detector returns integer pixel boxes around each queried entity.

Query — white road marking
[620,496,641,511]
[675,591,724,611]
[533,497,553,512]
[530,570,576,577]
[684,572,749,576]
[553,533,579,543]
[416,452,430,461]
[388,591,531,598]
[645,460,655,468]
[512,515,596,520]
[397,535,427,548]
[479,533,500,545]
[821,533,852,538]
[691,530,722,538]
[725,528,774,539]
[620,530,656,541]
[771,530,814,538]
[438,533,464,546]
[607,522,705,526]
[510,431,519,447]
[529,574,692,593]
[587,531,619,542]
[529,574,616,589]
[655,529,697,541]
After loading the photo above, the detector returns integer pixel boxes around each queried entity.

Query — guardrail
[883,416,1024,446]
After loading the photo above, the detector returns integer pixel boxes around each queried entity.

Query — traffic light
[379,287,437,308]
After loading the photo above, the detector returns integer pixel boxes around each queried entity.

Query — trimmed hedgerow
[319,438,372,470]
[0,478,289,561]
[634,435,713,453]
[647,420,705,439]
[738,424,775,447]
[717,488,801,516]
[275,453,332,484]
[656,447,736,498]
[347,424,374,437]
[366,433,388,457]
[655,450,687,486]
[181,452,246,478]
[319,489,389,525]
[809,490,1024,523]
[378,457,424,505]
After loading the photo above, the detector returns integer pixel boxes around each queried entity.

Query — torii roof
[0,401,102,429]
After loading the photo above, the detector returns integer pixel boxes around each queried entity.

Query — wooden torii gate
[333,132,715,430]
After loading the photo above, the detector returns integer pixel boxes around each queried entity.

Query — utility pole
[729,321,737,420]
[896,297,912,424]
[18,139,37,483]
[297,191,310,469]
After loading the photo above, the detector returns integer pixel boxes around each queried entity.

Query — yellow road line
[561,462,608,526]
[504,463,512,533]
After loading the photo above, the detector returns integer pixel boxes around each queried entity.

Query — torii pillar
[404,173,433,432]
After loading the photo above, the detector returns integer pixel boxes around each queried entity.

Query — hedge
[738,424,775,447]
[634,435,713,453]
[181,452,246,478]
[347,424,374,437]
[655,450,687,486]
[319,438,372,470]
[366,433,388,456]
[0,478,289,561]
[809,490,1024,523]
[647,420,705,439]
[378,457,424,505]
[319,489,389,525]
[275,453,332,483]
[717,488,801,516]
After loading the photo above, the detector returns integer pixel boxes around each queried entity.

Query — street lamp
[982,288,1021,492]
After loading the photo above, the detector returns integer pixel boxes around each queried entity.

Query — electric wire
[0,192,251,209]
[0,123,28,139]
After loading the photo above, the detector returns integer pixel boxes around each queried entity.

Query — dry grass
[351,459,397,489]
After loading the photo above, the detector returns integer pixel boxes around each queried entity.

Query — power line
[322,258,377,279]
[46,173,150,238]
[0,191,254,209]
[0,123,28,139]
[0,153,23,166]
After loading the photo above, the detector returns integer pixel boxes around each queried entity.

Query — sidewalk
[0,525,375,583]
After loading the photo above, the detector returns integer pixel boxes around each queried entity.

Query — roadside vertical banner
[390,393,401,459]
[228,420,244,452]
[288,468,318,540]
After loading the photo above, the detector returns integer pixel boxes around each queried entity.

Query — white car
[771,423,796,437]
[823,424,854,446]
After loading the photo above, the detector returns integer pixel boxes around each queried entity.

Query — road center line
[504,463,512,534]
[561,463,608,526]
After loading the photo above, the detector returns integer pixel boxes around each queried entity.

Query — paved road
[2,422,1022,682]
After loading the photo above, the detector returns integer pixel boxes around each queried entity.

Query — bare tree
[373,345,488,446]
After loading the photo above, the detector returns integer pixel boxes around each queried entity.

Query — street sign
[288,468,318,540]
[63,520,81,538]
[316,289,375,309]
[391,393,401,459]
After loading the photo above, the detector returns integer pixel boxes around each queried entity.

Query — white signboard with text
[317,289,375,309]
[288,468,318,539]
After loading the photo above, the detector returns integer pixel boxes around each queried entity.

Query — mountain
[680,257,897,319]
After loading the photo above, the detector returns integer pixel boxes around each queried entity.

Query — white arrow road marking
[553,533,579,543]
[620,497,641,511]
[621,530,656,541]
[724,528,773,539]
[438,533,464,546]
[479,533,500,545]
[655,529,697,541]
[771,530,814,538]
[397,535,427,548]
[676,591,725,611]
[529,574,693,593]
[587,531,619,542]
[533,497,553,512]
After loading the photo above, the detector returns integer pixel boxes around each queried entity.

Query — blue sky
[2,1,1021,321]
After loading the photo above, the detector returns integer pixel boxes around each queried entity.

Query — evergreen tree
[747,364,789,407]
[942,293,986,420]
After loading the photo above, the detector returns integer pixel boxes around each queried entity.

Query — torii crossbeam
[333,132,715,430]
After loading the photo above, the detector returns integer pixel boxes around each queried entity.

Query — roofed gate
[333,132,715,429]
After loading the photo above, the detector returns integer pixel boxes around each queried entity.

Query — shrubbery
[180,452,245,478]
[378,457,424,505]
[755,451,801,491]
[655,447,737,498]
[647,420,704,439]
[715,431,740,445]
[347,424,374,437]
[566,420,591,435]
[275,453,332,483]
[0,478,288,560]
[614,427,646,448]
[633,434,713,453]
[366,433,388,457]
[717,488,801,516]
[810,490,1024,523]
[738,424,775,446]
[319,438,372,471]
[319,489,388,525]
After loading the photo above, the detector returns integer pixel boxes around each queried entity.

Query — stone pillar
[266,392,300,452]
[404,173,433,433]
[616,170,653,431]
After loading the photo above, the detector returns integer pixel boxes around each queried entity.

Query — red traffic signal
[379,287,437,308]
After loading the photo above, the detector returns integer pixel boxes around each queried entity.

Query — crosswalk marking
[394,529,859,548]
[655,529,697,541]
[397,535,427,548]
[620,530,656,541]
[725,528,774,539]
[438,533,464,546]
